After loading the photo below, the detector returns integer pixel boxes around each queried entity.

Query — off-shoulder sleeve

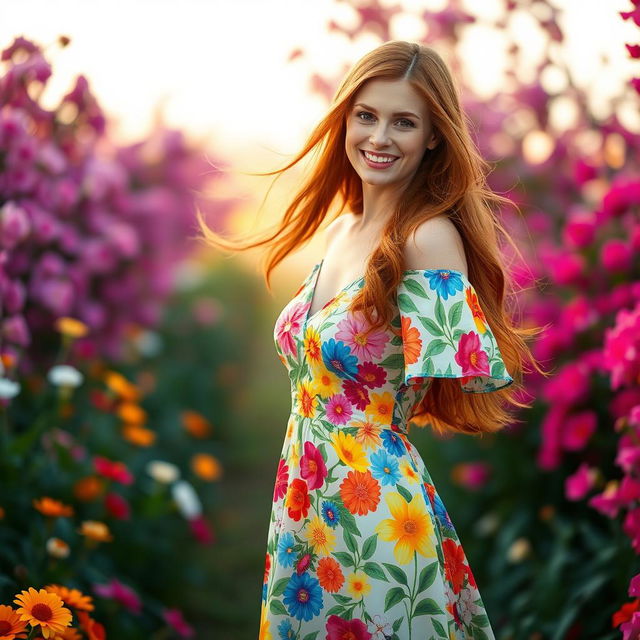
[397,269,514,393]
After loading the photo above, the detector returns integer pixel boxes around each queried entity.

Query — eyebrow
[353,103,422,120]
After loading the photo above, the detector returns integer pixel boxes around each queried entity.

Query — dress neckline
[303,258,469,329]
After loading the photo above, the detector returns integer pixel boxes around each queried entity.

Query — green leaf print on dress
[261,261,513,640]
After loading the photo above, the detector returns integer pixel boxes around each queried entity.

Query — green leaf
[434,297,446,328]
[333,551,355,567]
[362,561,388,581]
[396,484,413,504]
[269,599,288,615]
[418,317,444,336]
[417,562,438,593]
[271,577,289,596]
[404,279,430,298]
[384,586,406,611]
[361,534,377,560]
[383,562,409,586]
[432,618,448,638]
[413,598,443,616]
[448,300,463,327]
[302,632,320,640]
[343,529,357,554]
[425,339,447,356]
[398,293,419,313]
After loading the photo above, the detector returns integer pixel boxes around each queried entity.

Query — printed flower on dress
[283,572,323,621]
[285,478,310,521]
[274,301,307,358]
[317,556,345,592]
[300,440,328,489]
[321,338,359,381]
[423,269,465,300]
[326,614,372,640]
[335,312,389,360]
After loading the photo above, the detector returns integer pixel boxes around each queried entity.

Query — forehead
[352,78,428,116]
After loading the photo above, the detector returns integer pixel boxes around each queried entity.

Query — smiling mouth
[359,149,399,166]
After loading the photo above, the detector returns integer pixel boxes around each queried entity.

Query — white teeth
[363,151,396,163]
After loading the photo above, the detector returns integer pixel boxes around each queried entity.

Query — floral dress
[259,259,514,640]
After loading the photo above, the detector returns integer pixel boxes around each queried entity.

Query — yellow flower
[351,419,382,450]
[122,424,156,447]
[309,364,341,398]
[296,381,317,418]
[55,317,89,339]
[304,516,336,555]
[32,498,74,518]
[346,571,371,599]
[288,440,300,469]
[191,453,223,481]
[43,585,94,612]
[398,459,420,484]
[13,587,72,639]
[77,521,113,543]
[117,402,147,425]
[365,392,394,425]
[330,431,368,472]
[258,601,271,640]
[181,410,213,438]
[103,371,140,402]
[374,491,436,565]
[303,327,323,370]
[0,603,28,638]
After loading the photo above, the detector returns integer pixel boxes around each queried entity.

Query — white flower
[46,537,70,559]
[47,365,84,388]
[0,377,21,399]
[146,460,180,484]
[368,613,392,639]
[456,585,480,625]
[171,480,202,519]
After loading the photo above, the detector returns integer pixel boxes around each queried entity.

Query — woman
[199,40,544,640]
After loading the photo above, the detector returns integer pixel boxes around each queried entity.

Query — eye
[355,111,416,128]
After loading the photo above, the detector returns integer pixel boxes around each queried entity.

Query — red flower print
[300,441,328,490]
[454,332,490,377]
[273,458,289,502]
[286,478,310,521]
[443,538,469,594]
[343,379,370,411]
[355,361,387,388]
[326,614,372,639]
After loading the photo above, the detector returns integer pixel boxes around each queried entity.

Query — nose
[369,122,391,147]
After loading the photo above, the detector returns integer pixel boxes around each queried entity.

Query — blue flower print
[283,572,323,621]
[423,269,465,300]
[370,449,401,485]
[321,338,359,381]
[277,618,295,639]
[321,500,341,529]
[380,429,406,457]
[277,531,297,568]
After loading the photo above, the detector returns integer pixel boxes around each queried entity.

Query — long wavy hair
[197,40,549,436]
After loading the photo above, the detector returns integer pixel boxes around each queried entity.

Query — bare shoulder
[404,214,468,276]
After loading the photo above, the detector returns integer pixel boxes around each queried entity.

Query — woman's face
[345,77,437,193]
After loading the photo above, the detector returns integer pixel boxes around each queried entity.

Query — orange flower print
[316,557,345,592]
[296,381,317,418]
[285,478,310,521]
[339,470,380,516]
[442,538,469,594]
[365,392,394,425]
[465,287,487,334]
[400,315,422,366]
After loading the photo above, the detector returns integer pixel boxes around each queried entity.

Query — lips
[360,149,398,160]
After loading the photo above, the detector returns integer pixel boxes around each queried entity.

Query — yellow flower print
[304,327,323,369]
[351,419,383,450]
[465,286,488,334]
[398,459,420,484]
[330,431,369,472]
[288,440,300,468]
[258,600,272,640]
[304,515,336,555]
[296,381,317,418]
[346,571,371,599]
[374,491,436,565]
[310,364,342,398]
[365,392,395,425]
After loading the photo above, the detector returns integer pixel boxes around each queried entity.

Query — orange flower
[364,392,394,426]
[400,315,422,365]
[13,588,72,639]
[0,603,28,639]
[351,420,382,450]
[181,410,213,438]
[73,476,105,502]
[33,498,74,518]
[103,371,140,402]
[339,470,380,516]
[76,611,106,640]
[122,424,156,447]
[117,402,147,425]
[191,454,223,481]
[316,557,344,592]
[465,287,487,334]
[43,585,94,612]
[55,317,89,339]
[77,521,113,543]
[296,381,317,419]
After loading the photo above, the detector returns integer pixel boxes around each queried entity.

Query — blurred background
[0,0,639,638]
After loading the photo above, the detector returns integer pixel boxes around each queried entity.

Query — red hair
[197,40,549,436]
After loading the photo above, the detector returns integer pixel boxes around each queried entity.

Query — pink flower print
[336,313,388,361]
[342,379,370,411]
[326,614,372,640]
[275,301,307,357]
[300,441,328,490]
[273,458,289,502]
[454,332,490,377]
[326,393,353,425]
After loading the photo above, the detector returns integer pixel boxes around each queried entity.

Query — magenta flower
[561,410,597,451]
[453,462,491,490]
[562,210,596,248]
[355,361,387,389]
[624,508,640,553]
[163,608,195,638]
[326,614,372,640]
[104,492,131,520]
[300,441,328,490]
[93,578,142,614]
[188,514,215,545]
[601,238,632,273]
[621,612,640,640]
[0,201,30,249]
[454,332,490,377]
[273,458,289,502]
[629,573,640,597]
[93,455,134,485]
[275,301,307,357]
[326,394,353,426]
[565,462,597,501]
[603,302,640,389]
